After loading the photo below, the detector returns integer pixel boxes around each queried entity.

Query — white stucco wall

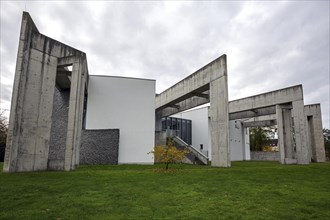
[172,107,210,157]
[173,106,250,161]
[229,120,244,161]
[85,76,155,164]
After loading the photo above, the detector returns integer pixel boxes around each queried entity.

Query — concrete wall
[4,12,88,172]
[250,151,280,161]
[80,129,119,165]
[86,76,155,164]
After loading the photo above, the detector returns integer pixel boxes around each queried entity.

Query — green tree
[149,139,189,170]
[0,112,8,162]
[249,127,274,151]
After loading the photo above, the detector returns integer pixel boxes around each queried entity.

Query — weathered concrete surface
[209,74,230,167]
[229,106,276,120]
[242,120,276,128]
[305,104,326,162]
[156,55,230,167]
[228,85,303,113]
[80,129,119,165]
[3,12,88,172]
[228,85,309,165]
[250,151,280,161]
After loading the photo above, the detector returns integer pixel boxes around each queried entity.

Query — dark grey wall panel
[80,129,119,165]
[48,87,70,170]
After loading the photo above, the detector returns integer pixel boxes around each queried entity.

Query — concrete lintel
[240,114,277,122]
[229,106,276,120]
[156,55,226,110]
[192,92,209,99]
[57,56,76,67]
[158,96,209,117]
[229,85,303,113]
[243,119,277,128]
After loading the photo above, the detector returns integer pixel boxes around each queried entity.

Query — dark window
[167,117,171,129]
[187,120,192,145]
[177,118,182,139]
[162,117,166,130]
[182,120,187,142]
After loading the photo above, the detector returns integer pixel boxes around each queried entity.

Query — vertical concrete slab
[3,12,39,172]
[305,104,326,162]
[276,105,285,164]
[209,58,230,167]
[64,58,86,171]
[292,100,310,164]
[282,108,296,164]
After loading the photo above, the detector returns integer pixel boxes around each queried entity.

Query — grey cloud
[0,1,329,127]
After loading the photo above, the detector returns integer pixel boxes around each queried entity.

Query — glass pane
[177,118,182,139]
[162,117,166,130]
[182,120,187,143]
[187,120,192,145]
[171,118,177,135]
[167,117,171,129]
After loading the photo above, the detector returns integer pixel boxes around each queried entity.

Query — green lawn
[0,161,329,220]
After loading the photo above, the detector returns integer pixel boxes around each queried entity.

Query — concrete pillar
[292,100,310,164]
[209,69,230,167]
[305,105,326,162]
[277,104,298,164]
[3,28,58,172]
[64,58,86,171]
[276,105,285,164]
[282,108,296,164]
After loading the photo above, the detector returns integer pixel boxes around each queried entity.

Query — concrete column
[64,58,85,171]
[276,105,285,164]
[292,100,310,164]
[3,13,38,172]
[282,108,296,164]
[305,105,326,162]
[209,74,230,167]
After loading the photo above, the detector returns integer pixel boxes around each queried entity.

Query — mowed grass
[0,161,329,220]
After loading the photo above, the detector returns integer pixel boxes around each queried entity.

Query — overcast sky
[1,1,329,128]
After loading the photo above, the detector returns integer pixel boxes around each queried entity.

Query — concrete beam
[243,120,276,128]
[156,55,226,111]
[241,114,277,123]
[229,106,276,120]
[229,85,303,113]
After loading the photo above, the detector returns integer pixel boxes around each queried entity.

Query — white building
[85,76,155,164]
[172,106,250,161]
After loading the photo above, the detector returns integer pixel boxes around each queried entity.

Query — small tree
[150,139,189,170]
[249,126,274,151]
[0,112,8,162]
